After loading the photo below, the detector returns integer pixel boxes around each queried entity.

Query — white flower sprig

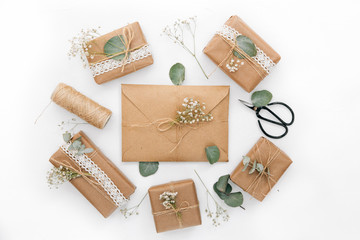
[175,97,213,124]
[159,191,178,209]
[68,27,101,67]
[194,170,230,227]
[47,165,88,189]
[162,17,208,79]
[120,192,148,218]
[226,58,244,73]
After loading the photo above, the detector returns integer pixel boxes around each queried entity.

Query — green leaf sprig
[241,156,270,176]
[205,146,220,164]
[139,162,159,177]
[169,63,185,85]
[63,132,94,156]
[251,90,273,107]
[104,35,127,61]
[233,35,257,59]
[213,174,245,209]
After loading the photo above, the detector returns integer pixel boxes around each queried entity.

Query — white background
[0,0,359,239]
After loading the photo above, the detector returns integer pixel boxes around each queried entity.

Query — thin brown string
[208,34,267,79]
[245,139,280,198]
[51,83,112,129]
[88,26,143,72]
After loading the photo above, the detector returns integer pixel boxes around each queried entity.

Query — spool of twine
[51,83,112,129]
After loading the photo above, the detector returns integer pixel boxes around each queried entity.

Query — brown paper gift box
[86,22,153,84]
[121,84,229,162]
[148,179,201,233]
[49,131,136,218]
[203,15,281,92]
[230,137,292,201]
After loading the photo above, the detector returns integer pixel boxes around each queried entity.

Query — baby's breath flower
[175,98,213,124]
[68,27,101,68]
[47,166,82,189]
[159,191,178,209]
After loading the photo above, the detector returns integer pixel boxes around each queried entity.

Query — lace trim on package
[61,143,128,207]
[89,44,152,77]
[216,25,276,74]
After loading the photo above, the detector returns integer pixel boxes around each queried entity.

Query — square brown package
[148,179,201,233]
[86,22,153,84]
[121,84,229,162]
[230,137,292,201]
[49,131,136,218]
[203,15,281,92]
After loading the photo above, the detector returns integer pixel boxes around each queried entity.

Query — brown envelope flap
[87,22,147,64]
[121,84,230,123]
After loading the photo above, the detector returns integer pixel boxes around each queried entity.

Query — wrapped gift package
[121,84,229,162]
[203,15,281,92]
[148,179,201,233]
[230,137,292,201]
[86,22,153,84]
[49,131,136,218]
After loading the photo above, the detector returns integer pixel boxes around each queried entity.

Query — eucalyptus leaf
[104,35,127,61]
[213,183,232,200]
[267,167,271,175]
[139,162,159,177]
[256,163,264,173]
[233,35,257,59]
[224,192,244,207]
[71,140,82,151]
[242,162,249,172]
[63,132,71,143]
[205,146,220,164]
[251,90,273,107]
[249,160,257,174]
[242,156,250,165]
[82,148,94,154]
[216,174,230,192]
[169,63,185,85]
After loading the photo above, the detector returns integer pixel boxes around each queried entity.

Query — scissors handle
[255,101,295,139]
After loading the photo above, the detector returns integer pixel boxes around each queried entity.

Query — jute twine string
[245,139,280,198]
[88,27,145,72]
[208,34,267,79]
[51,83,112,129]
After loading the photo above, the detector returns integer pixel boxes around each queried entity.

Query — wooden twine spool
[51,83,112,129]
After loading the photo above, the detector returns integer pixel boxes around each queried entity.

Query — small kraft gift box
[121,84,229,162]
[49,131,136,218]
[203,15,281,92]
[148,179,202,233]
[230,137,292,201]
[85,22,153,84]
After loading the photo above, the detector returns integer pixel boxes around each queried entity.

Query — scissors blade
[238,99,254,110]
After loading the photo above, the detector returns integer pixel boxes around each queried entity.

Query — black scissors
[238,100,295,139]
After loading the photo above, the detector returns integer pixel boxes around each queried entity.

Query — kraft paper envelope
[121,84,229,162]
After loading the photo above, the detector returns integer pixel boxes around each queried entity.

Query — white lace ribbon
[216,25,276,74]
[89,44,152,77]
[61,143,128,207]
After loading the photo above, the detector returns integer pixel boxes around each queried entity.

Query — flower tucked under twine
[159,191,181,219]
[47,165,90,189]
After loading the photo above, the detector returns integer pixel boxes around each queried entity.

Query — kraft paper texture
[121,84,229,162]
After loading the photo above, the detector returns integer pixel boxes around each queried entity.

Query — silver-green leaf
[249,160,257,174]
[205,146,220,164]
[63,132,71,143]
[242,156,250,165]
[233,35,257,59]
[251,90,273,107]
[139,162,159,177]
[213,182,232,200]
[169,63,185,85]
[104,35,127,61]
[224,192,244,207]
[216,174,230,193]
[256,163,264,173]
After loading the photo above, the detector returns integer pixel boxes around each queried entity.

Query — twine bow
[88,26,146,72]
[153,201,198,228]
[209,33,267,79]
[245,140,280,199]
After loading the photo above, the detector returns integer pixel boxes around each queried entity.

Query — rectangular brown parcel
[203,15,281,92]
[121,84,229,162]
[230,137,292,201]
[148,179,201,233]
[86,22,153,84]
[49,131,136,218]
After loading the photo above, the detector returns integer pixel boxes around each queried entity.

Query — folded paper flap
[227,15,280,63]
[87,22,147,64]
[121,84,230,123]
